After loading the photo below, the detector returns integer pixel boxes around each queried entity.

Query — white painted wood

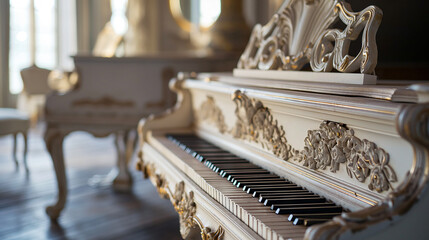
[204,72,421,103]
[233,69,377,85]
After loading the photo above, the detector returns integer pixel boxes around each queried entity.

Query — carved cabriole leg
[44,128,67,220]
[304,103,429,240]
[112,130,133,191]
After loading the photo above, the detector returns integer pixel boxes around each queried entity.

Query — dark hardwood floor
[0,124,181,240]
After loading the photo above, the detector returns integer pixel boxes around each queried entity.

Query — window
[9,0,57,94]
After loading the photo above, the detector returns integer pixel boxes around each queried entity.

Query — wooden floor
[0,124,182,240]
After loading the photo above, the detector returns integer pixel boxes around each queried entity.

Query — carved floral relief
[197,92,397,193]
[295,121,397,193]
[231,90,295,161]
[198,96,228,134]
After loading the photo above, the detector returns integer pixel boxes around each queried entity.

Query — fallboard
[183,78,414,211]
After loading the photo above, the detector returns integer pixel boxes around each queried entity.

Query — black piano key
[264,197,326,206]
[215,166,261,173]
[242,183,297,192]
[275,206,343,215]
[217,167,261,174]
[209,162,252,170]
[236,180,291,188]
[271,202,336,211]
[253,189,313,198]
[214,162,260,169]
[196,152,238,161]
[205,160,249,168]
[221,170,271,178]
[230,174,281,182]
[204,156,245,163]
[258,191,313,202]
[247,186,304,194]
[288,213,341,222]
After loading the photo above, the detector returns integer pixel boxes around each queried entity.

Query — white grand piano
[43,53,239,220]
[137,1,429,239]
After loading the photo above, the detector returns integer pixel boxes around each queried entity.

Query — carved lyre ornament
[237,0,382,74]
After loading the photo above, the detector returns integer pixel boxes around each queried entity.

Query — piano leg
[112,130,134,191]
[87,130,135,191]
[44,128,67,220]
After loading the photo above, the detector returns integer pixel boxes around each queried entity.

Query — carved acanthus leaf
[198,96,228,134]
[231,90,295,160]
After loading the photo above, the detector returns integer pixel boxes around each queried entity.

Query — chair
[18,65,52,125]
[0,108,30,171]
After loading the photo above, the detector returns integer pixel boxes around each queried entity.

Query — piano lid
[197,72,428,103]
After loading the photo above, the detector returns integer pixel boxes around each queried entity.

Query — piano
[136,1,429,239]
[43,53,238,220]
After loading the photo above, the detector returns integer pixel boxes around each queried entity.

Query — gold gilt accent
[198,91,397,192]
[171,181,197,239]
[137,152,224,239]
[73,96,134,108]
[138,159,170,199]
[194,217,225,240]
[170,182,224,240]
[310,3,383,74]
[306,103,429,239]
[294,121,397,192]
[198,96,228,134]
[238,0,382,74]
[231,90,295,160]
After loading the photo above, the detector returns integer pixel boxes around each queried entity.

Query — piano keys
[167,133,344,226]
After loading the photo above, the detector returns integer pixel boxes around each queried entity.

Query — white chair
[0,108,30,171]
[18,65,52,125]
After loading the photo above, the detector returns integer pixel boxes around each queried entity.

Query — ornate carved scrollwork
[305,103,429,239]
[171,181,224,240]
[194,217,225,240]
[231,90,295,160]
[237,0,382,74]
[171,181,198,239]
[310,3,382,74]
[295,121,397,192]
[198,91,397,192]
[198,96,228,134]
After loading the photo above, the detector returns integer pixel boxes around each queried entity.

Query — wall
[0,1,10,107]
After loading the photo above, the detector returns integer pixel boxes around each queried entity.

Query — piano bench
[0,108,30,171]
